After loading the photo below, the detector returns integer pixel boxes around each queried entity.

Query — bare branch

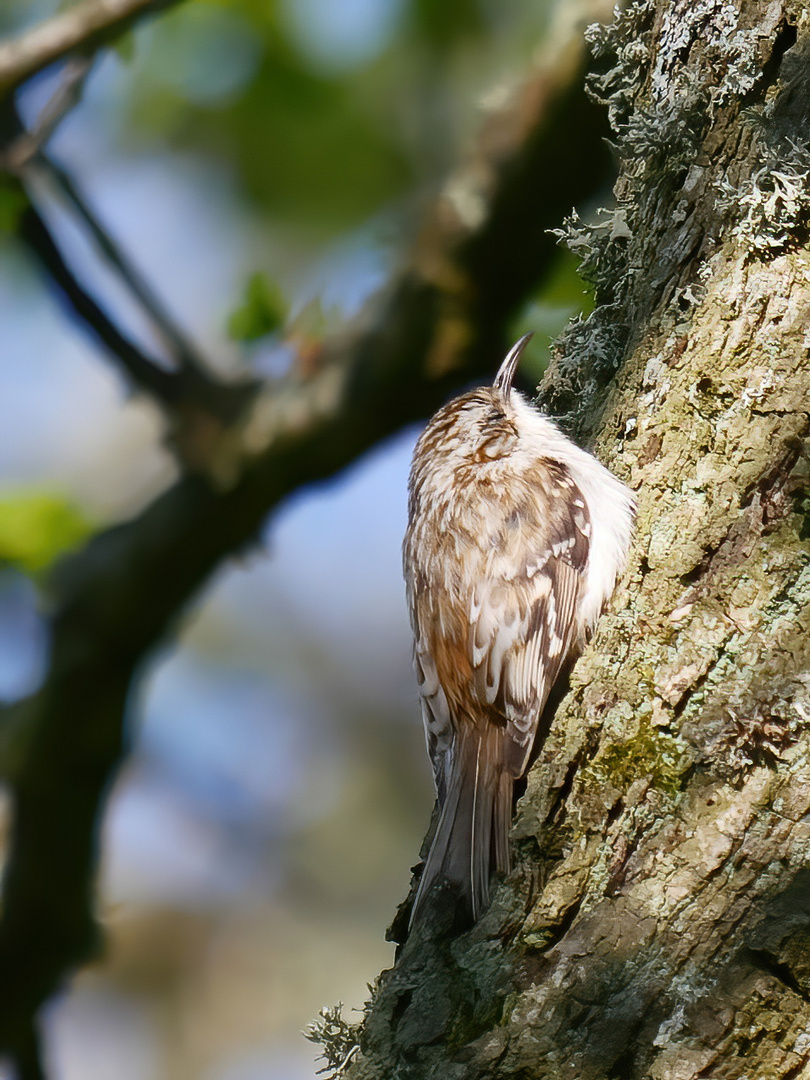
[35,152,214,378]
[2,90,248,434]
[1,55,95,170]
[17,193,257,433]
[0,95,253,433]
[18,198,180,405]
[0,0,184,97]
[0,11,214,391]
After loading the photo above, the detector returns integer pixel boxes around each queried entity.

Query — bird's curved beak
[493,332,534,396]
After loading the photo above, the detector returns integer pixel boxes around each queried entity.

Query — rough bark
[339,2,810,1078]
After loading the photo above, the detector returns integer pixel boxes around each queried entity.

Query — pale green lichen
[586,1,656,131]
[305,1003,361,1079]
[549,0,801,437]
[650,0,769,106]
[717,140,810,255]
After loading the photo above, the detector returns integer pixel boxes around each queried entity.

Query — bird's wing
[412,640,453,803]
[469,477,590,777]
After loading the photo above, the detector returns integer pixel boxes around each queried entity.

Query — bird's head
[411,334,535,480]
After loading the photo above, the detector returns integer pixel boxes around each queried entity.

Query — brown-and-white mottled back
[404,335,635,926]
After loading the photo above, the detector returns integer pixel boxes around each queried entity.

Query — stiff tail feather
[410,725,513,928]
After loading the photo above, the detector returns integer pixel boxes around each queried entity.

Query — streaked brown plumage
[404,335,634,927]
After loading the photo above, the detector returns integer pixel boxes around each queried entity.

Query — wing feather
[467,476,590,778]
[498,558,583,775]
[413,640,453,802]
[410,472,590,793]
[405,457,592,925]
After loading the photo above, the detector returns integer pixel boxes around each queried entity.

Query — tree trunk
[334,1,810,1077]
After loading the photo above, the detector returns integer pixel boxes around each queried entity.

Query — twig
[38,152,213,378]
[2,94,248,430]
[18,199,179,405]
[3,149,254,442]
[1,54,95,171]
[19,183,258,434]
[0,0,185,97]
[0,27,211,385]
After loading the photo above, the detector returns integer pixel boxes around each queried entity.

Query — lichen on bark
[338,2,810,1077]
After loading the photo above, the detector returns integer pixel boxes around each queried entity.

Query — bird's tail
[410,724,512,928]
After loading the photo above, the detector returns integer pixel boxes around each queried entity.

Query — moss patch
[586,721,690,796]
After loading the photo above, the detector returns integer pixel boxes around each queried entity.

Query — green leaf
[0,492,93,575]
[227,271,286,343]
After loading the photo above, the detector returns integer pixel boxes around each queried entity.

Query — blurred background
[0,1,589,1077]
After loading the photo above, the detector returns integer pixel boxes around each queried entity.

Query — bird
[403,333,635,927]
